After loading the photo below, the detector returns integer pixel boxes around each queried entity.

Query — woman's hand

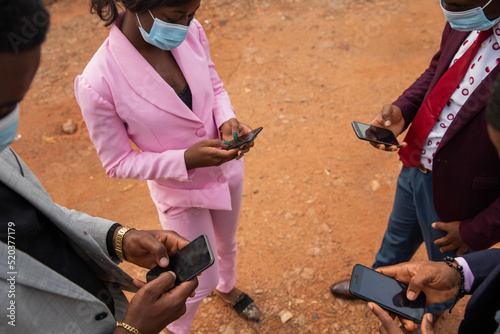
[220,118,254,158]
[184,139,239,170]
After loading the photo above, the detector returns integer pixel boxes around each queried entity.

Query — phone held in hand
[146,234,215,286]
[351,121,401,147]
[349,264,426,324]
[224,127,263,150]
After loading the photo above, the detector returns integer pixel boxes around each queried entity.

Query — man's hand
[369,104,407,151]
[433,221,469,255]
[377,261,460,305]
[115,272,198,334]
[368,303,435,334]
[119,229,190,269]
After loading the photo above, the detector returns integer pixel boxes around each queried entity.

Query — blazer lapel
[0,244,102,303]
[423,27,470,102]
[108,24,199,122]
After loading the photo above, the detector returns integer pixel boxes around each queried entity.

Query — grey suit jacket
[0,148,137,333]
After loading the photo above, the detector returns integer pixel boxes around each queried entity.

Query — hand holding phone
[351,121,401,148]
[223,127,263,150]
[350,264,426,324]
[147,235,215,285]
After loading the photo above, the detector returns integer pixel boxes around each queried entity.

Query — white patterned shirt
[421,23,500,170]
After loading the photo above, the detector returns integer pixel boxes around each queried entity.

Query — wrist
[113,226,136,261]
[116,322,142,334]
[443,256,465,313]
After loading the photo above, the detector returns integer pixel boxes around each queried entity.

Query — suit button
[196,128,207,137]
[95,312,108,321]
[218,175,227,183]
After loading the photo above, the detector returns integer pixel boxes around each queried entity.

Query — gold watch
[115,226,135,260]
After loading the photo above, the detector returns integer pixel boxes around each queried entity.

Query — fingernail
[233,131,238,140]
[432,223,436,228]
[385,120,390,126]
[223,141,232,145]
[240,145,246,150]
[407,291,416,300]
[367,302,373,310]
[160,257,168,267]
[427,314,433,322]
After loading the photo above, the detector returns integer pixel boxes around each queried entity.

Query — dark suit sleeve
[392,24,453,131]
[461,248,500,292]
[460,198,500,251]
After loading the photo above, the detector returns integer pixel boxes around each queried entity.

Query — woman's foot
[215,288,261,321]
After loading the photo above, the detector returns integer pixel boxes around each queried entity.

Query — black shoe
[329,279,357,300]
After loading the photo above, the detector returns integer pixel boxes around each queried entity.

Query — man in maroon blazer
[331,0,500,302]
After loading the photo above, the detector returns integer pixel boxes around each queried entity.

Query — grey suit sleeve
[56,205,119,259]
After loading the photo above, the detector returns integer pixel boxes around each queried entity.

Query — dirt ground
[14,0,472,332]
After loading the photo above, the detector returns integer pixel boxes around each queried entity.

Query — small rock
[278,309,293,323]
[301,268,315,280]
[307,247,321,256]
[294,314,306,326]
[370,180,381,191]
[219,325,235,334]
[62,119,77,134]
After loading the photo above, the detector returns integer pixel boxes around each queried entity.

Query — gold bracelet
[115,226,135,261]
[116,321,141,334]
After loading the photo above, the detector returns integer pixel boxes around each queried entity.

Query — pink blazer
[74,18,243,211]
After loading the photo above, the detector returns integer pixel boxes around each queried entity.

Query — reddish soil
[16,0,469,332]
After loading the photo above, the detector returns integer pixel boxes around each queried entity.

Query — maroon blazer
[392,23,500,251]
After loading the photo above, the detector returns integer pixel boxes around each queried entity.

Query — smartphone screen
[224,127,263,150]
[349,264,425,323]
[146,235,215,285]
[351,121,400,147]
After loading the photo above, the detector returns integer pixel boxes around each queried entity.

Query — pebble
[218,325,235,334]
[62,119,77,134]
[370,180,381,191]
[278,309,293,323]
[300,268,315,280]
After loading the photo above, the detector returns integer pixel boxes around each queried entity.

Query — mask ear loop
[482,0,493,9]
[136,10,156,30]
[136,13,144,29]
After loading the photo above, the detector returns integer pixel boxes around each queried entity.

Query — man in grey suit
[0,1,198,333]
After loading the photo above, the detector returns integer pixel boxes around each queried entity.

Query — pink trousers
[157,165,244,334]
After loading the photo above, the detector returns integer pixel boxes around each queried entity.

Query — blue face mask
[136,10,191,51]
[441,0,500,31]
[0,104,20,153]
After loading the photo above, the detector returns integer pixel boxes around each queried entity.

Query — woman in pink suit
[74,0,260,332]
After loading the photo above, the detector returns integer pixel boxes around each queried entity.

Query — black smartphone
[351,121,401,147]
[146,234,215,285]
[349,264,426,324]
[224,127,263,150]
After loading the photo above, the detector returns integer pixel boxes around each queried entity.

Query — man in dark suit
[368,74,500,332]
[331,0,500,302]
